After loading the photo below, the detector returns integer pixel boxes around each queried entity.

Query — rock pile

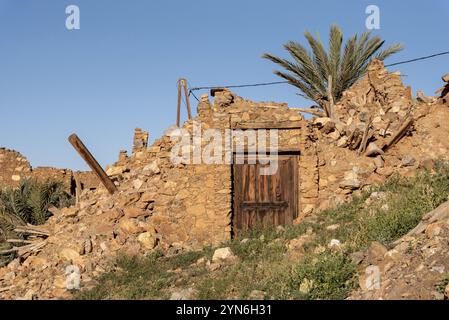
[437,73,449,103]
[313,59,416,157]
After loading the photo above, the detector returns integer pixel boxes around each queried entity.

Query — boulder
[59,248,80,262]
[401,155,416,167]
[106,166,124,176]
[339,179,361,190]
[143,161,160,175]
[140,192,156,203]
[212,247,237,263]
[132,179,144,190]
[328,131,341,141]
[328,239,342,251]
[377,166,394,177]
[249,290,266,300]
[416,90,432,103]
[366,241,388,264]
[124,207,147,218]
[137,231,157,250]
[118,218,143,234]
[374,156,385,169]
[170,288,198,300]
[313,117,332,128]
[60,207,78,218]
[365,143,384,157]
[336,136,348,147]
[322,121,336,134]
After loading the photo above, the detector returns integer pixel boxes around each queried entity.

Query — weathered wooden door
[233,155,298,236]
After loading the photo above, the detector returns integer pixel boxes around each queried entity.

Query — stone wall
[104,89,323,248]
[0,148,32,188]
[0,148,98,194]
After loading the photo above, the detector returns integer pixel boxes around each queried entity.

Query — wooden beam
[443,74,449,83]
[293,108,325,117]
[232,121,302,130]
[68,134,118,195]
[358,116,373,154]
[435,85,446,95]
[382,118,414,152]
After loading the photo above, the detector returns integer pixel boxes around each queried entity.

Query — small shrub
[261,251,356,300]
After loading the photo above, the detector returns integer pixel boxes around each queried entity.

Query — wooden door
[233,155,298,236]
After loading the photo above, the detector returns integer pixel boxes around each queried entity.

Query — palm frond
[262,25,404,114]
[376,43,404,61]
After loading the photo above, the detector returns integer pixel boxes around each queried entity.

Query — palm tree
[0,179,73,266]
[0,179,73,227]
[262,25,403,117]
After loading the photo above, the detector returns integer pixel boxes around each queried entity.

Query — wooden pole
[176,79,182,127]
[181,79,192,120]
[176,78,192,127]
[68,134,117,195]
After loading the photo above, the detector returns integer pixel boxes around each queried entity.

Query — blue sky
[0,0,448,170]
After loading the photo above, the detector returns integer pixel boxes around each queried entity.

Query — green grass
[435,273,449,295]
[75,163,449,300]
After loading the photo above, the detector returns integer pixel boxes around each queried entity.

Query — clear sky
[0,0,448,170]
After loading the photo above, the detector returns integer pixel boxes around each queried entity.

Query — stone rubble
[349,201,449,300]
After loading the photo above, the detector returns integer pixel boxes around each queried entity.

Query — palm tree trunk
[327,75,335,119]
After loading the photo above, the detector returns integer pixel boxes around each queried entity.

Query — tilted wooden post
[68,134,117,195]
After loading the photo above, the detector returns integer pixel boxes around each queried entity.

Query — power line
[188,89,200,102]
[188,50,449,92]
[190,80,288,91]
[385,50,449,67]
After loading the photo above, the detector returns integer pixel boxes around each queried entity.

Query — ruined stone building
[3,60,449,251]
[3,59,449,300]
